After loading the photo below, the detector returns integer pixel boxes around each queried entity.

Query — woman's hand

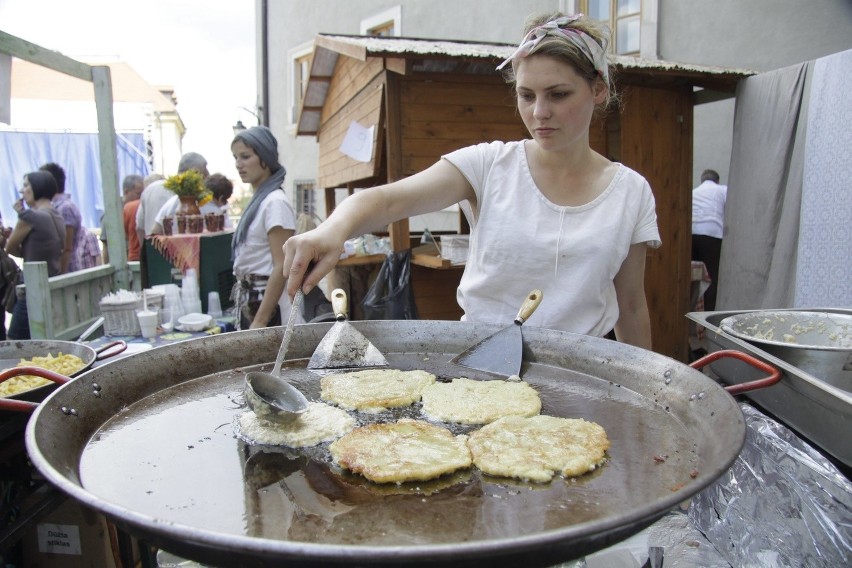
[13,198,25,215]
[282,226,345,299]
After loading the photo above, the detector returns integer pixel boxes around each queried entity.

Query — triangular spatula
[307,288,388,369]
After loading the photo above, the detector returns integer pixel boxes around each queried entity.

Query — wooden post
[92,65,129,291]
[383,71,409,252]
[22,262,52,339]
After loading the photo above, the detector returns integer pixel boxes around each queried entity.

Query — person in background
[143,172,165,188]
[39,162,82,274]
[150,172,234,235]
[122,174,145,261]
[0,213,16,341]
[205,173,235,229]
[136,153,208,243]
[103,173,163,262]
[282,12,660,349]
[691,169,727,311]
[230,126,302,330]
[4,171,65,339]
[78,227,103,269]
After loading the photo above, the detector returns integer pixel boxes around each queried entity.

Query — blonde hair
[504,12,617,110]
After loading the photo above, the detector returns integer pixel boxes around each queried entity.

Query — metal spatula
[451,289,543,377]
[307,288,388,370]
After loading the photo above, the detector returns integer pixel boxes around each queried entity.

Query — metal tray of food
[687,308,852,467]
[718,310,851,391]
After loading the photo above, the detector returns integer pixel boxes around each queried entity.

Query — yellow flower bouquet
[164,170,212,203]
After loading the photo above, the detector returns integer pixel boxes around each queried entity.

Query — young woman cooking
[230,126,303,330]
[282,13,660,349]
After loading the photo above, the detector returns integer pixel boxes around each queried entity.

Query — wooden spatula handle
[331,288,349,321]
[515,289,543,324]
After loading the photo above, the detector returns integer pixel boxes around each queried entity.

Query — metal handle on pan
[0,366,72,413]
[94,340,127,361]
[689,349,782,395]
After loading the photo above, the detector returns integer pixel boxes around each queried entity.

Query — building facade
[258,0,851,212]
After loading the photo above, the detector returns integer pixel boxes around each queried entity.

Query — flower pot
[187,215,204,234]
[176,195,201,217]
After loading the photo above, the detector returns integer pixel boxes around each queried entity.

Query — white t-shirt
[443,140,661,337]
[691,180,727,239]
[232,189,301,323]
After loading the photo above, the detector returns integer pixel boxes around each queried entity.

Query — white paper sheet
[339,120,374,163]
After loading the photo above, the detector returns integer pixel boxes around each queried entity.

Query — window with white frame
[360,5,402,37]
[294,179,316,217]
[288,41,314,125]
[564,0,642,56]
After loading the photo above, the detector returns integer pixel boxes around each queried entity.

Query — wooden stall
[296,34,751,362]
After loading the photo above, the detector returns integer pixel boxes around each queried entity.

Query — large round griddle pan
[26,321,749,567]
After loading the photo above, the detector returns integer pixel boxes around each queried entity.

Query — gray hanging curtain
[717,62,811,309]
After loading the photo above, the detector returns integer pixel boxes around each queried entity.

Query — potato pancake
[320,368,435,413]
[421,378,541,424]
[329,419,472,484]
[239,402,356,448]
[467,415,609,482]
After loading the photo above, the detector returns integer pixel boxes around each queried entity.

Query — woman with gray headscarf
[230,126,302,329]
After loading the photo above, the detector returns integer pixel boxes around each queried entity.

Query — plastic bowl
[178,313,213,332]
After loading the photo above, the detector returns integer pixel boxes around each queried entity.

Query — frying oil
[80,355,698,545]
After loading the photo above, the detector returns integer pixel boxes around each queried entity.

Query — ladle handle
[271,289,304,376]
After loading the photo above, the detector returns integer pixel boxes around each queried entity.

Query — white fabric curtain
[718,48,852,310]
[795,49,852,308]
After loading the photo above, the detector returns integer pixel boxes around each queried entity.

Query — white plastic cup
[182,298,202,316]
[207,291,223,318]
[137,310,159,339]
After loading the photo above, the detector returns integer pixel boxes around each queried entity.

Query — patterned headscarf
[497,14,610,87]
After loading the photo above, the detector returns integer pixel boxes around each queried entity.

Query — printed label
[36,523,82,555]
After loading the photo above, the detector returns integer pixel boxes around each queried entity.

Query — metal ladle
[244,290,310,423]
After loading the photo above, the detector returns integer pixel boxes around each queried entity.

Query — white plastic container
[136,310,159,338]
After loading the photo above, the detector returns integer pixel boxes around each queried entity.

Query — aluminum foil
[688,403,852,567]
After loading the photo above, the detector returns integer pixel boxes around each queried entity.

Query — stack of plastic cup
[181,269,202,315]
[207,291,223,318]
[157,284,183,328]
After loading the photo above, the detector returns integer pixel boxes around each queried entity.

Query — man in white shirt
[692,169,727,311]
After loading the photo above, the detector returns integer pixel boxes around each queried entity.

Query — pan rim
[25,321,745,565]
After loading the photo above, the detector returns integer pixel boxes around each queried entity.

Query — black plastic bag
[362,250,418,320]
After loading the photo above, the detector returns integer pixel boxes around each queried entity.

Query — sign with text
[37,523,82,555]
